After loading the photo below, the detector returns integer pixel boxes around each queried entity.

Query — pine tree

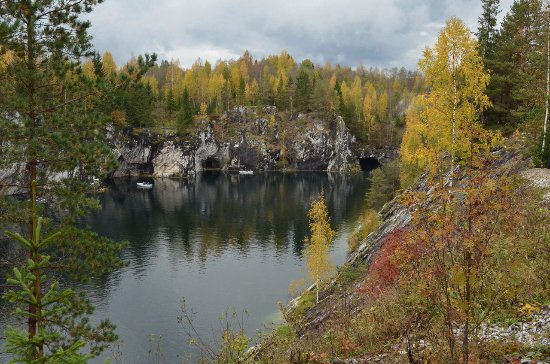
[484,0,530,128]
[484,1,550,128]
[3,204,117,362]
[486,0,550,163]
[122,81,155,127]
[0,1,141,359]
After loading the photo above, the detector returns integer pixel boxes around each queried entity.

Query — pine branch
[37,92,95,114]
[36,0,88,19]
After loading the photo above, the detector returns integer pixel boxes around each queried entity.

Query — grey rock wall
[109,109,367,178]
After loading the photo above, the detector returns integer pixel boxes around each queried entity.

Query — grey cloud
[87,0,515,70]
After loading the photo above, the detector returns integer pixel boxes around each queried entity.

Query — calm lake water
[1,172,370,363]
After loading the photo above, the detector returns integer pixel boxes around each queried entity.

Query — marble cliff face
[109,107,393,178]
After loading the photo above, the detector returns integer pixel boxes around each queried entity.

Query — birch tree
[416,17,494,181]
[304,193,335,304]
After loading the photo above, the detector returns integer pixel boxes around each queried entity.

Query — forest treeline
[81,51,423,145]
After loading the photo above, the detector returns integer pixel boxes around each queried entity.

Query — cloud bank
[87,0,515,69]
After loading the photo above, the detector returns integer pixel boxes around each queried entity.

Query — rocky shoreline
[108,108,395,179]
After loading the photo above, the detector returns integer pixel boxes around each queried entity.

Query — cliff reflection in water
[85,172,368,267]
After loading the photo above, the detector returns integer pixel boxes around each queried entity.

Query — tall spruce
[483,1,527,128]
[477,0,501,60]
[177,88,194,134]
[478,0,501,127]
[166,88,177,115]
[295,69,312,112]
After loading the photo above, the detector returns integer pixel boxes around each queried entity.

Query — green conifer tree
[477,0,501,60]
[177,88,194,134]
[0,1,148,359]
[295,69,312,112]
[166,88,177,115]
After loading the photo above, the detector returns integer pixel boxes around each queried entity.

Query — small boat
[137,182,153,189]
[239,170,254,175]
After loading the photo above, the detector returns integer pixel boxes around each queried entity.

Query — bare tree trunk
[26,11,38,347]
[462,251,472,364]
[30,181,44,358]
[316,282,319,304]
[451,74,457,187]
[316,274,319,304]
[446,303,457,364]
[543,14,550,153]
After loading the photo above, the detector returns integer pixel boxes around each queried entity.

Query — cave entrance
[202,157,221,170]
[359,157,381,173]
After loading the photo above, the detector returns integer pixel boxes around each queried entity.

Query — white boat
[239,170,254,175]
[137,182,153,189]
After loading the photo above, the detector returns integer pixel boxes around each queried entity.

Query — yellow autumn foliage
[304,192,335,303]
[401,17,501,182]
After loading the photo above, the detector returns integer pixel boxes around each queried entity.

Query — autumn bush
[359,228,409,298]
[357,166,550,363]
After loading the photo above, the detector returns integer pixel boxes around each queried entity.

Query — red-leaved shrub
[358,227,410,297]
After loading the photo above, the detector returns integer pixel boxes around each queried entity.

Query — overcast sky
[86,0,515,70]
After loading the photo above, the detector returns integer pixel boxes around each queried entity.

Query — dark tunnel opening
[202,157,221,170]
[359,157,381,173]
